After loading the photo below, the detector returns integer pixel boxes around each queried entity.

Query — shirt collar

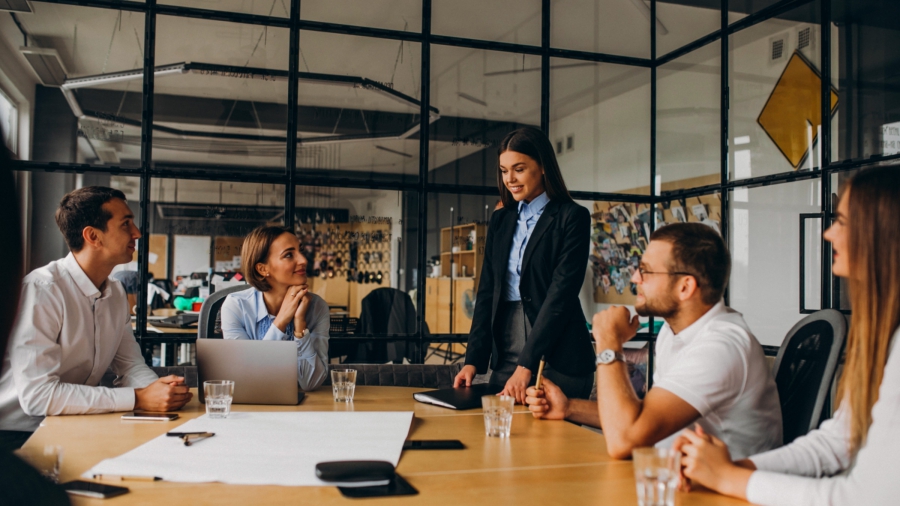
[63,253,104,299]
[517,191,550,218]
[671,299,727,343]
[254,289,273,323]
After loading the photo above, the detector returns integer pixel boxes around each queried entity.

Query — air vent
[772,39,784,60]
[0,0,32,13]
[798,28,810,50]
[19,47,67,86]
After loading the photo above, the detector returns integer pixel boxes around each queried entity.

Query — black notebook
[413,384,502,410]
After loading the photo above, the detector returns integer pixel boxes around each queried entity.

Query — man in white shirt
[526,223,782,460]
[0,186,192,450]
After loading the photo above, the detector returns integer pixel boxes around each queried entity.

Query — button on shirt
[505,191,550,302]
[0,254,160,432]
[652,301,783,460]
[219,288,329,391]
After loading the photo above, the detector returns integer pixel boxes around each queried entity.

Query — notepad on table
[413,384,502,410]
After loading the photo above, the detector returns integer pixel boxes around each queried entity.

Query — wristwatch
[293,327,310,340]
[596,349,626,366]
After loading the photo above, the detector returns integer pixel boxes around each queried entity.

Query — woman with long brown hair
[452,126,595,402]
[675,165,900,505]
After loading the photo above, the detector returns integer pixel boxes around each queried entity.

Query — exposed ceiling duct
[20,47,67,86]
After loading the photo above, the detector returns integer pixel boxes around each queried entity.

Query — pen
[93,474,162,482]
[182,432,215,446]
[167,431,210,437]
[534,357,546,390]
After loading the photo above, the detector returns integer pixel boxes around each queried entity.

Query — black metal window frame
[12,0,896,363]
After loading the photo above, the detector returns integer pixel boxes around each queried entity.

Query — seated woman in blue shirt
[220,226,329,391]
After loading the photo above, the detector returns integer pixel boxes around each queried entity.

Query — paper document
[84,412,414,486]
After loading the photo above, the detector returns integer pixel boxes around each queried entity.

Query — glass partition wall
[9,0,897,366]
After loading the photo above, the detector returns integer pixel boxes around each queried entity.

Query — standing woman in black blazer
[453,127,595,403]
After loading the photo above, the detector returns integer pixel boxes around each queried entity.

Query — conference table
[25,387,748,505]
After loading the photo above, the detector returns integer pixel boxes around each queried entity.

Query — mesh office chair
[198,284,251,339]
[772,309,847,444]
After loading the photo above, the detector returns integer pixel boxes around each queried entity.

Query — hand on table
[499,366,532,404]
[453,365,477,387]
[525,377,568,420]
[134,375,192,411]
[673,425,753,500]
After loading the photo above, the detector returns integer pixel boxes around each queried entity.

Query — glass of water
[331,368,357,402]
[203,380,234,419]
[15,444,63,483]
[632,447,681,506]
[481,395,514,437]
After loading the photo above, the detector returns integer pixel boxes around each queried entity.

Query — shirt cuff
[264,324,288,341]
[746,470,802,506]
[295,335,318,357]
[115,388,137,412]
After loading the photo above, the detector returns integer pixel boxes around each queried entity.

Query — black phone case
[315,461,395,482]
[403,440,465,450]
[63,480,130,499]
[338,474,418,499]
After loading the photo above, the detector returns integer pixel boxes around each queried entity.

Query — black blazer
[464,199,595,377]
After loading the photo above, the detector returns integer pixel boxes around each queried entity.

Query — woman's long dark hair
[497,126,573,209]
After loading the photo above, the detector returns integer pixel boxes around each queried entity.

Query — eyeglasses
[636,268,693,281]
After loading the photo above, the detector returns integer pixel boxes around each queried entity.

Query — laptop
[196,339,305,405]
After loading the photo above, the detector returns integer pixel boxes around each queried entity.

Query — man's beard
[634,290,679,319]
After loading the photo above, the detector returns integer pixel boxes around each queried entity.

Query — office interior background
[1,0,897,366]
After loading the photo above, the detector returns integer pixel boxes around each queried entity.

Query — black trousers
[488,301,594,400]
[0,430,33,453]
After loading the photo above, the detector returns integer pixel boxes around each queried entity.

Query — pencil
[534,358,546,390]
[93,474,162,482]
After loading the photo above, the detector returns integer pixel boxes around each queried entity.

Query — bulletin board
[214,236,245,272]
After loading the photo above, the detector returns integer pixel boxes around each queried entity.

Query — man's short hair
[649,222,731,305]
[55,186,127,252]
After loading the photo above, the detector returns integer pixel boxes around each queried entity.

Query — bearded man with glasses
[526,222,782,460]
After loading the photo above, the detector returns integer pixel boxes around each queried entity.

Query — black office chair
[322,363,463,389]
[343,288,419,364]
[198,284,251,339]
[772,309,847,444]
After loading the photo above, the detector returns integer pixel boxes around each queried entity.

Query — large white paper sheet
[84,412,414,486]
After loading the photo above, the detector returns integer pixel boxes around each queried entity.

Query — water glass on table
[331,368,357,402]
[632,447,681,506]
[481,395,514,437]
[15,444,63,483]
[204,380,234,418]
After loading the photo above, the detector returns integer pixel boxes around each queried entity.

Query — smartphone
[402,440,465,450]
[63,480,129,499]
[121,412,179,421]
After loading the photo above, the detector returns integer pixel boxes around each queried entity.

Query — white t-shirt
[653,301,783,460]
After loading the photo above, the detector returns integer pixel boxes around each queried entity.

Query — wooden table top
[25,386,748,505]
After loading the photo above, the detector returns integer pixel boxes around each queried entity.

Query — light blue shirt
[505,192,550,301]
[220,288,329,391]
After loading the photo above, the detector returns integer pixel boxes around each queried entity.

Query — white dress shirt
[745,328,900,506]
[0,254,159,432]
[653,301,783,460]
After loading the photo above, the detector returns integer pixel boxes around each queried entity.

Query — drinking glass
[204,380,234,418]
[15,445,63,483]
[331,368,357,402]
[481,395,514,437]
[632,447,681,506]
